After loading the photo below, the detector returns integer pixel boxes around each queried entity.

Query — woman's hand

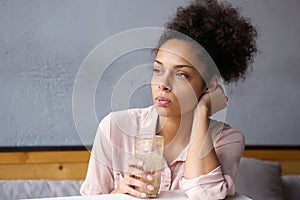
[110,157,154,198]
[197,85,228,116]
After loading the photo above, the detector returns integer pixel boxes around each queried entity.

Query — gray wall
[227,0,300,145]
[1,0,299,147]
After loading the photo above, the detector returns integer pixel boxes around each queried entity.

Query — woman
[80,0,257,199]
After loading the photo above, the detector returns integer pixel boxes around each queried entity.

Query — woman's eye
[176,72,189,78]
[153,68,162,74]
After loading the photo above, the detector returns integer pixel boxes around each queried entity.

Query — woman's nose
[152,70,172,91]
[158,84,171,91]
[158,77,172,91]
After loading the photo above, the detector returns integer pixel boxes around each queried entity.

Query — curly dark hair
[156,0,257,83]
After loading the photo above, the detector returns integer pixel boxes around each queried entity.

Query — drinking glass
[134,134,164,198]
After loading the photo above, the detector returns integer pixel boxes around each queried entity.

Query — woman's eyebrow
[154,60,195,70]
[154,60,164,66]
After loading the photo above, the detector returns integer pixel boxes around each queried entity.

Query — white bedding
[0,180,251,200]
[0,180,83,200]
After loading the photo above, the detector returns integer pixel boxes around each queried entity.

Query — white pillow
[235,157,286,200]
[281,175,300,200]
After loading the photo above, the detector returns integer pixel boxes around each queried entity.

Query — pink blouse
[80,106,245,199]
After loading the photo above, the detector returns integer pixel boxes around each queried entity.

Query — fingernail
[147,184,154,190]
[137,160,143,167]
[141,192,147,198]
[146,174,153,181]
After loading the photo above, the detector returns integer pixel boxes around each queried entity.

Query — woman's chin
[154,105,181,118]
[154,105,167,115]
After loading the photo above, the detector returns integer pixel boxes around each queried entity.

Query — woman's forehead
[157,39,205,71]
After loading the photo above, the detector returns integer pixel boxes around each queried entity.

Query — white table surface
[23,191,251,200]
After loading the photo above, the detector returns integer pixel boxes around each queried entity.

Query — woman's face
[151,39,207,117]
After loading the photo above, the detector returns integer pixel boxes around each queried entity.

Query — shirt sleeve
[80,114,115,195]
[179,127,245,199]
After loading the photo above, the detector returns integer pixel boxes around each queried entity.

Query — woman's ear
[207,75,219,93]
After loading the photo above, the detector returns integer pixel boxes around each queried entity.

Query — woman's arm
[80,114,115,195]
[184,85,227,178]
[80,154,114,195]
[180,127,244,199]
[184,105,219,178]
[181,85,239,199]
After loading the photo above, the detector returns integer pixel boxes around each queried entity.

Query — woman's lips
[155,96,171,106]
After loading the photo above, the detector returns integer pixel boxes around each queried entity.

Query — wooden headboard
[243,149,300,175]
[0,151,89,180]
[0,148,299,180]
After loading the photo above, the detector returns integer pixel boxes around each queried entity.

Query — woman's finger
[127,157,144,168]
[124,185,147,198]
[128,167,154,182]
[121,172,154,198]
[124,176,155,192]
[208,85,228,114]
[213,86,227,100]
[214,85,225,96]
[127,157,153,180]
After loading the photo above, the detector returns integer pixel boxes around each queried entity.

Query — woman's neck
[156,112,194,164]
[157,111,194,147]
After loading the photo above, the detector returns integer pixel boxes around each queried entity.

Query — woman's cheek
[173,86,199,112]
